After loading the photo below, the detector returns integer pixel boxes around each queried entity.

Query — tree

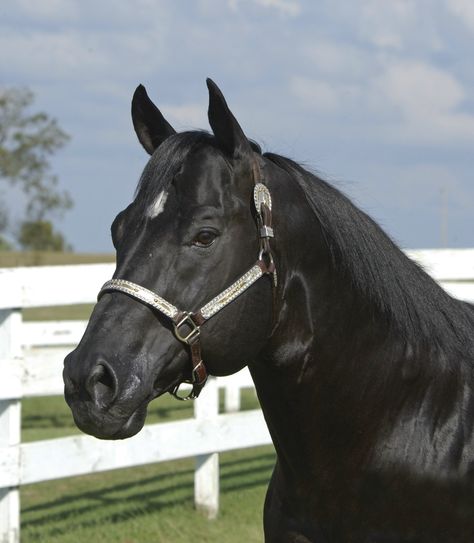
[18,220,70,252]
[0,87,72,250]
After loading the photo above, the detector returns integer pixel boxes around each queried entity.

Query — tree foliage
[18,220,70,252]
[0,87,72,250]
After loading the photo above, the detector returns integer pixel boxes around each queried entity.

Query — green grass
[23,304,95,322]
[21,446,274,543]
[21,391,275,542]
[0,251,115,268]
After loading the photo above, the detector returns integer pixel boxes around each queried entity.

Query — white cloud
[303,40,369,79]
[374,60,474,144]
[355,0,442,52]
[290,52,474,147]
[359,0,416,49]
[0,28,161,83]
[3,0,169,27]
[289,75,364,117]
[162,103,207,129]
[379,61,464,116]
[446,0,474,31]
[6,0,79,22]
[290,76,338,112]
[0,31,103,80]
[228,0,301,17]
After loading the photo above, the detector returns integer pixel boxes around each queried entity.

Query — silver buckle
[170,363,207,401]
[170,381,195,401]
[173,312,200,344]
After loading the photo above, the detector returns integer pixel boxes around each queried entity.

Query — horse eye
[193,230,217,247]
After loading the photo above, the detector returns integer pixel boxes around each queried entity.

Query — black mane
[264,152,474,363]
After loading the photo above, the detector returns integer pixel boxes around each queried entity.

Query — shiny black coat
[64,80,474,542]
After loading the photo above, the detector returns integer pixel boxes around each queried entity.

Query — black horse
[64,79,474,542]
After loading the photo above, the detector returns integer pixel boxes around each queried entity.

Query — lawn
[10,252,276,543]
[21,392,275,543]
[22,446,275,543]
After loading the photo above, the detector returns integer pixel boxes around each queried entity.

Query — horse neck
[249,257,387,480]
[249,167,395,485]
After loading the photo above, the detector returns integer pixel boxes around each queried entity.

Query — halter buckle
[170,381,196,401]
[173,312,200,344]
[170,363,207,401]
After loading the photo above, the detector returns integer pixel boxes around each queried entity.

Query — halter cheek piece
[97,158,276,400]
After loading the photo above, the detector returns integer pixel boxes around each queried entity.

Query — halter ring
[173,312,201,344]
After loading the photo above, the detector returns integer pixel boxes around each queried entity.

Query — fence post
[194,377,219,519]
[0,309,22,543]
[224,383,241,413]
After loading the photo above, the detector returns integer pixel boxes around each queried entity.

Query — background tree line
[0,87,72,251]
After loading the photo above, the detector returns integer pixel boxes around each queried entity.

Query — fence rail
[1,248,474,543]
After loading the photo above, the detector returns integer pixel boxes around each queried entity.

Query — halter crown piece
[98,156,277,400]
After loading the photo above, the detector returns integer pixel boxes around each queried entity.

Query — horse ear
[206,78,252,158]
[131,85,176,155]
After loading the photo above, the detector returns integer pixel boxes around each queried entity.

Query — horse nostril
[86,362,118,408]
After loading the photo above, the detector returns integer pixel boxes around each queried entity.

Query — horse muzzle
[63,351,152,440]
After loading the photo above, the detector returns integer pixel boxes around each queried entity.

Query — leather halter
[98,157,276,400]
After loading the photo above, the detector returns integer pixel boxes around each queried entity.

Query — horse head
[63,80,275,439]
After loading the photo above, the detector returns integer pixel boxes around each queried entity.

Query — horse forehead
[179,148,233,204]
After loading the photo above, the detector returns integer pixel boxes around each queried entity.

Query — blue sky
[1,0,473,252]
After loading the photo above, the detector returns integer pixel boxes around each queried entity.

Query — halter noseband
[97,157,276,400]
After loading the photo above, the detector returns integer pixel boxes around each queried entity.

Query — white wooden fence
[0,249,474,543]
